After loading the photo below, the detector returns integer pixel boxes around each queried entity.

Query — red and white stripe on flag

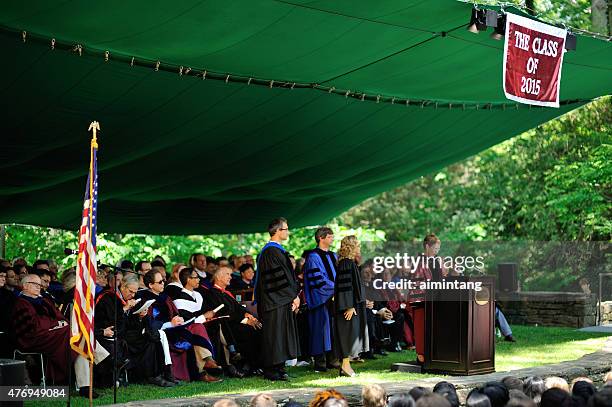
[503,13,567,108]
[70,161,97,362]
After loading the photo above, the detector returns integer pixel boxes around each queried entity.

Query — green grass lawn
[33,326,609,406]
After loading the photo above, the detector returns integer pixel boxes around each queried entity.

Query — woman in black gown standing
[333,235,369,377]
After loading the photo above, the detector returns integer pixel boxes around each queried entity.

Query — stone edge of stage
[112,337,612,407]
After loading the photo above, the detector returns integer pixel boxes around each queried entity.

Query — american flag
[70,122,99,362]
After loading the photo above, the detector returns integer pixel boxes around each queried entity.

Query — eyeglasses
[127,289,138,295]
[153,280,164,285]
[27,282,43,288]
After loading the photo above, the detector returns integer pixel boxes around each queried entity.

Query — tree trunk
[592,0,609,34]
[525,0,536,16]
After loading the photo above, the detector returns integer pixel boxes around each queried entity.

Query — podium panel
[423,277,495,375]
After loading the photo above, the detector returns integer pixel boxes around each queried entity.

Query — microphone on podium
[64,248,78,256]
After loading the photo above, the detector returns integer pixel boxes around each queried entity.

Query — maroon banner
[503,13,567,107]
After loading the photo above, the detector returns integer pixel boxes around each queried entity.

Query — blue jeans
[496,306,512,337]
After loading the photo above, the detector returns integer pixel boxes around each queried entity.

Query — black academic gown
[255,243,300,367]
[203,285,262,367]
[94,290,162,385]
[334,258,369,358]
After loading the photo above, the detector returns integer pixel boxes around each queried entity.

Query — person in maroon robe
[11,273,75,384]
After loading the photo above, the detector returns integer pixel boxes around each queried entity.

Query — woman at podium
[409,234,448,364]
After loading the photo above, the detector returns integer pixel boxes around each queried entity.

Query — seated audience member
[33,268,59,305]
[467,384,509,407]
[95,267,109,296]
[229,263,255,290]
[135,260,152,289]
[203,266,263,377]
[409,386,432,402]
[540,388,573,407]
[12,274,74,384]
[170,263,187,283]
[150,260,168,280]
[362,384,387,407]
[545,376,570,392]
[523,376,546,404]
[12,257,27,267]
[0,266,16,357]
[571,377,594,390]
[589,386,612,407]
[136,269,181,384]
[323,399,348,407]
[506,392,536,407]
[95,274,171,387]
[415,393,451,407]
[360,261,389,358]
[571,380,596,406]
[433,382,459,407]
[502,376,524,391]
[482,382,509,407]
[5,266,21,292]
[388,394,417,407]
[170,268,222,382]
[189,253,211,287]
[119,259,134,271]
[251,393,277,407]
[106,269,122,291]
[310,389,347,407]
[465,391,491,407]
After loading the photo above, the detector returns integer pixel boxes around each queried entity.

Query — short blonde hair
[544,376,569,392]
[604,370,612,384]
[361,384,386,407]
[338,236,360,261]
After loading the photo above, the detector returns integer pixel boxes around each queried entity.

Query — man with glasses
[11,274,73,384]
[256,217,301,381]
[170,268,222,382]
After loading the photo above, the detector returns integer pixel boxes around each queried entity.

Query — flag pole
[89,360,94,407]
[87,121,99,407]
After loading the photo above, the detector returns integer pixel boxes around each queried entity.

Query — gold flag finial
[88,121,100,148]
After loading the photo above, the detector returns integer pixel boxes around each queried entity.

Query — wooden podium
[422,276,495,375]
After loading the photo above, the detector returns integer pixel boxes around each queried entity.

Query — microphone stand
[98,264,140,405]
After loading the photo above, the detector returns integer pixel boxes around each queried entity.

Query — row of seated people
[0,255,262,398]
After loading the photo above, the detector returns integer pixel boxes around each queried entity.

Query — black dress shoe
[373,348,387,356]
[360,351,377,360]
[263,369,282,381]
[224,365,245,378]
[78,387,99,399]
[504,335,517,342]
[314,364,328,372]
[147,375,176,387]
[164,366,180,384]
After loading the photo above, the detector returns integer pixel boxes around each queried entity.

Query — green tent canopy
[0,1,610,234]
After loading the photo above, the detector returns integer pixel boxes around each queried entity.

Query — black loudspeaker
[0,358,26,407]
[498,263,518,293]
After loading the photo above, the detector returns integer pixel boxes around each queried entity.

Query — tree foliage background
[1,0,610,292]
